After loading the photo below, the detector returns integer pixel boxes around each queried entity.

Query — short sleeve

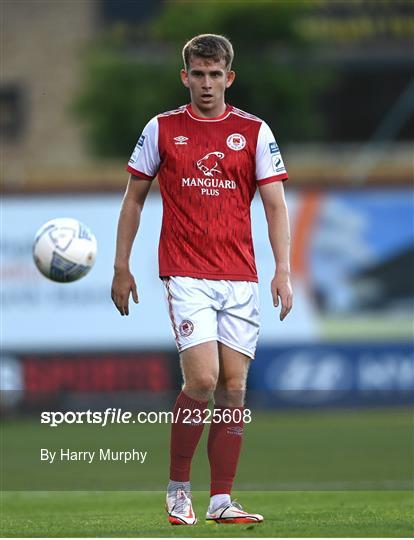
[126,116,160,180]
[256,121,288,186]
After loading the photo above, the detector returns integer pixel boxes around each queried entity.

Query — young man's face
[180,55,235,117]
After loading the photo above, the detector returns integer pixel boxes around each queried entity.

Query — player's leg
[180,340,219,401]
[167,341,219,525]
[162,277,220,524]
[214,342,249,406]
[206,281,263,524]
[207,344,248,506]
[206,344,263,524]
[170,341,219,483]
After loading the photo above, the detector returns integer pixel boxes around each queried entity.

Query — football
[33,217,97,283]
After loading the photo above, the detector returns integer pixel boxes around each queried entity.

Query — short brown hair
[182,34,234,71]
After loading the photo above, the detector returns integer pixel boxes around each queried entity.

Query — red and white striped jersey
[126,103,288,282]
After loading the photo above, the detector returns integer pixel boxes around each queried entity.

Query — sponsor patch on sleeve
[137,134,145,148]
[128,134,146,164]
[269,141,280,154]
[271,154,285,173]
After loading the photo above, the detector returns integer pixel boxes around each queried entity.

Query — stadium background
[1,0,413,537]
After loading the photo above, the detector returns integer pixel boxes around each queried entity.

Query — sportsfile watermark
[40,407,252,428]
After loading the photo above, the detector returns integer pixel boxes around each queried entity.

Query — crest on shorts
[179,319,194,337]
[226,133,246,151]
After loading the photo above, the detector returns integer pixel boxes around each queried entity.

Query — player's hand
[111,267,139,316]
[271,272,293,321]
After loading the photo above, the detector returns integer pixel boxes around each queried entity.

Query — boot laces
[173,489,191,514]
[231,500,243,511]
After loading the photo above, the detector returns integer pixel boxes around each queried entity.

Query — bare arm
[111,175,152,316]
[258,181,293,321]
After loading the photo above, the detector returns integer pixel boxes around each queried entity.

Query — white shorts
[162,276,260,359]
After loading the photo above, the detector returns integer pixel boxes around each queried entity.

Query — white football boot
[206,500,263,524]
[166,488,197,525]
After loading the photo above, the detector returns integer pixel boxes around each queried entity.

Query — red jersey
[126,104,288,282]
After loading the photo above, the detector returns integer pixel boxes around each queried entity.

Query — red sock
[208,406,244,495]
[169,390,208,481]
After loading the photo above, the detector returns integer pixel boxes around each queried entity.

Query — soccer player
[111,34,292,525]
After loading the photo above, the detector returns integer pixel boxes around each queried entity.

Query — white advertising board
[1,193,317,352]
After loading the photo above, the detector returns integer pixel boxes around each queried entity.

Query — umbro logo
[174,135,188,145]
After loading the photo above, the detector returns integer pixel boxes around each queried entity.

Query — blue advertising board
[249,343,414,407]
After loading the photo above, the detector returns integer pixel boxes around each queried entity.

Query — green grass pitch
[1,407,413,536]
[1,490,413,537]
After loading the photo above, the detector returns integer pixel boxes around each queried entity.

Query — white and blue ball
[33,217,97,283]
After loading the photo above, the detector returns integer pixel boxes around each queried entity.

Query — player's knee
[215,378,246,406]
[221,376,247,393]
[187,373,217,396]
